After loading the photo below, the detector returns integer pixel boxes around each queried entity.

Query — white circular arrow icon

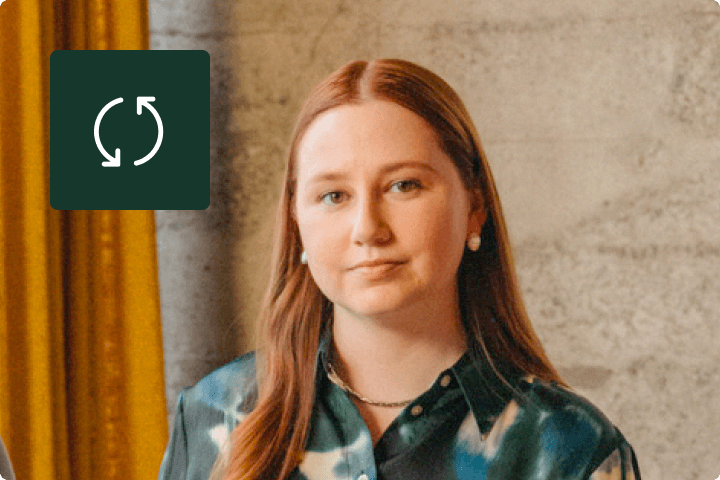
[94,96,164,167]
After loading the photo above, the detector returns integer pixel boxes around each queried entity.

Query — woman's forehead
[294,101,450,183]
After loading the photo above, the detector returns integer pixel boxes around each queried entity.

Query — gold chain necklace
[326,361,416,408]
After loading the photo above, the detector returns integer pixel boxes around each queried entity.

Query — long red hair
[214,59,565,480]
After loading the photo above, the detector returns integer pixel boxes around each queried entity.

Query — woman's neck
[330,299,468,404]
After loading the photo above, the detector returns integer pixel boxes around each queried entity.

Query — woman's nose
[350,194,391,246]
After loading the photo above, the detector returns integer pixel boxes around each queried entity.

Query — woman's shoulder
[513,375,622,442]
[180,350,259,419]
[518,375,615,421]
[158,353,260,479]
[502,375,632,471]
[476,374,640,479]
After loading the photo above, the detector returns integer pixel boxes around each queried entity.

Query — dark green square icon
[51,50,210,210]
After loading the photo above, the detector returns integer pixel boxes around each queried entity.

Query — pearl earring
[467,233,481,252]
[301,251,308,264]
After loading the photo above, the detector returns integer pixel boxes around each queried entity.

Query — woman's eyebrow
[306,161,439,184]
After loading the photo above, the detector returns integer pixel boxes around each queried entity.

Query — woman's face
[293,100,484,322]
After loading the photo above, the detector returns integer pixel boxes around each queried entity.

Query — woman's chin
[334,290,424,321]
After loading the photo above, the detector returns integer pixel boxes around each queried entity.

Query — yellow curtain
[0,1,168,479]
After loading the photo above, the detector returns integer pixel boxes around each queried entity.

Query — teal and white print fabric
[158,335,640,480]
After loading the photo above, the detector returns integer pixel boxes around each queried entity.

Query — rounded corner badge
[50,50,210,210]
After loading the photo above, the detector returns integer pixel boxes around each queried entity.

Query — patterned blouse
[158,330,641,480]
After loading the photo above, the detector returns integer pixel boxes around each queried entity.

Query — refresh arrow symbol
[134,96,163,166]
[94,96,164,167]
[95,97,123,167]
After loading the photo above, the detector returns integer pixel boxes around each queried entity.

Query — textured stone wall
[151,1,720,478]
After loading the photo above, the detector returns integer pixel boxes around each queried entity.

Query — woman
[158,59,641,480]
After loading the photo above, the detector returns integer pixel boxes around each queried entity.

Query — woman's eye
[319,180,422,206]
[320,191,345,205]
[390,179,423,193]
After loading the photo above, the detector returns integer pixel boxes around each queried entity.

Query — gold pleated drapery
[0,1,168,479]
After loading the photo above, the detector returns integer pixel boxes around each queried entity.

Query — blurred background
[1,0,718,479]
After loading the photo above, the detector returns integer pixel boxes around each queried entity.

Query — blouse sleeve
[588,437,641,480]
[158,388,190,480]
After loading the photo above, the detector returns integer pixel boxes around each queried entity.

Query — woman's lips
[351,261,405,279]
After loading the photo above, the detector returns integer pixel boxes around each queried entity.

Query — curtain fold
[0,0,168,479]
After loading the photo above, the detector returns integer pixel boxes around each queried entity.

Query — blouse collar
[314,319,521,432]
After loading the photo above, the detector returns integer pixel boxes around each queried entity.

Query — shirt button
[410,404,423,416]
[357,475,369,480]
[440,374,452,387]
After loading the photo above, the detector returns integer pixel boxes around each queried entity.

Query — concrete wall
[151,1,720,478]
